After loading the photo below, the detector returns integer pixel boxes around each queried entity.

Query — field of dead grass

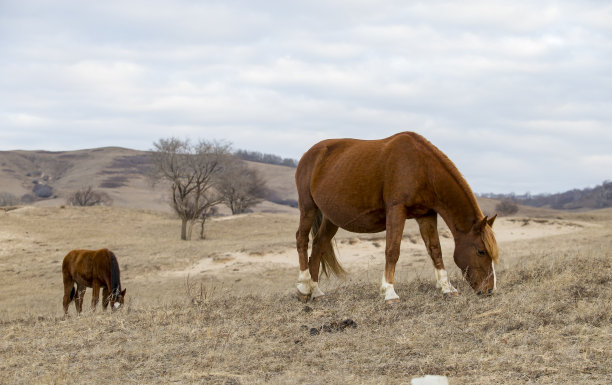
[1,206,611,384]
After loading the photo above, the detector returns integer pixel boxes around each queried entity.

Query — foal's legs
[91,281,101,311]
[416,214,457,295]
[381,206,406,303]
[102,287,110,310]
[308,216,339,300]
[75,284,86,314]
[62,275,74,315]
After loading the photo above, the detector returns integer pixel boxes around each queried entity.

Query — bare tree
[66,186,113,206]
[197,206,218,240]
[217,160,267,214]
[149,138,231,240]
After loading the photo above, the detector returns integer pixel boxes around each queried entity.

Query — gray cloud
[1,0,611,193]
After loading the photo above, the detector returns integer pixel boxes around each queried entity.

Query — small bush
[32,184,53,198]
[496,199,519,216]
[0,192,19,206]
[66,186,113,207]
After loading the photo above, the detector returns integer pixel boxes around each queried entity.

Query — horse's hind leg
[62,275,74,315]
[381,206,406,303]
[308,216,338,300]
[296,206,317,301]
[416,214,457,295]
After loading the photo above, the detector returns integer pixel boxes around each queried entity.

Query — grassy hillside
[0,148,297,213]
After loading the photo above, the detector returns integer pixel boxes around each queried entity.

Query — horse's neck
[432,173,483,237]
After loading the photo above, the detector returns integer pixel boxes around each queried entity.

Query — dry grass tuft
[1,249,610,384]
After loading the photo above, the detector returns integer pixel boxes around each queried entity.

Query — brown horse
[62,248,126,314]
[295,132,499,303]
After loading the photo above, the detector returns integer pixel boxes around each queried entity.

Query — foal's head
[453,215,499,295]
[110,288,127,310]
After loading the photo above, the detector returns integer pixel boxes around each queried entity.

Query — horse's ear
[477,216,488,232]
[121,288,126,296]
[487,214,497,227]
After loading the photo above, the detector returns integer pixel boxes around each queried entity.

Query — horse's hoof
[311,295,325,302]
[443,291,459,298]
[296,290,310,303]
[385,298,400,305]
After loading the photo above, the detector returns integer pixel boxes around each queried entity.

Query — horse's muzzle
[476,288,494,296]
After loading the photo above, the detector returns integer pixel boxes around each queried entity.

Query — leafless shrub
[65,186,113,206]
[496,199,519,216]
[0,192,19,206]
[184,275,217,305]
[217,160,267,214]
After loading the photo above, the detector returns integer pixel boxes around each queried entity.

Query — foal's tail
[69,286,76,302]
[311,210,346,278]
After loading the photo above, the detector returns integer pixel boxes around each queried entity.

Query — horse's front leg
[75,284,85,314]
[102,287,110,310]
[381,206,406,303]
[417,214,457,295]
[91,282,101,311]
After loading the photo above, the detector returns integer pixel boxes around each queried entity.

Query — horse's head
[111,288,127,310]
[453,215,499,295]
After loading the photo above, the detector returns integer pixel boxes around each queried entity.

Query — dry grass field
[1,205,611,384]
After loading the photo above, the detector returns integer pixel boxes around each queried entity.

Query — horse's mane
[109,251,122,293]
[482,225,499,264]
[408,133,483,218]
[406,133,500,263]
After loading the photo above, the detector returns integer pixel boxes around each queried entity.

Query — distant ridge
[234,149,297,168]
[480,180,612,210]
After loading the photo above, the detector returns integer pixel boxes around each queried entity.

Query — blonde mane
[482,225,499,264]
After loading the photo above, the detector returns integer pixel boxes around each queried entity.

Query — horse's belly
[324,207,387,233]
[74,275,92,288]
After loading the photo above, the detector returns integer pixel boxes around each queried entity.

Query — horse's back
[62,248,111,283]
[296,132,437,231]
[297,132,433,199]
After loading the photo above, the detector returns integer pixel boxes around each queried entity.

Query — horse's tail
[311,209,346,278]
[69,286,76,302]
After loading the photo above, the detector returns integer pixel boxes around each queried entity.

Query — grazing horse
[62,248,126,314]
[295,132,499,303]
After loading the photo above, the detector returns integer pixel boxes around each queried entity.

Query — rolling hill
[0,147,298,214]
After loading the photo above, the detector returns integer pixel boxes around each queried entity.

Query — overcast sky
[1,1,611,194]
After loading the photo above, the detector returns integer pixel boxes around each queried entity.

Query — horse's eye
[477,250,486,256]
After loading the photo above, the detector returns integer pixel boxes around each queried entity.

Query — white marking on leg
[380,276,399,301]
[492,261,497,291]
[297,269,312,295]
[310,281,325,299]
[435,268,457,294]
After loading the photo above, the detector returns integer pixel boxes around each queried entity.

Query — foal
[62,248,126,314]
